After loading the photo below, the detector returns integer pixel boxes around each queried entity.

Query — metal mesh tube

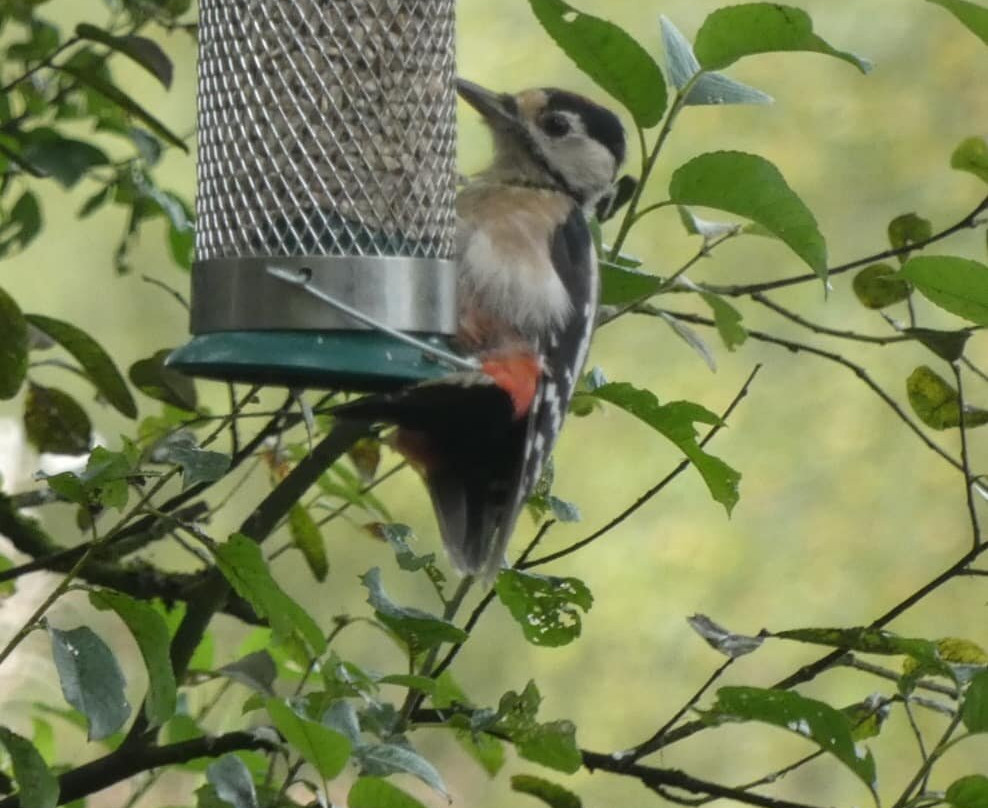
[194,0,457,262]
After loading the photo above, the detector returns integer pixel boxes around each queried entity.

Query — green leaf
[495,569,593,647]
[496,683,583,774]
[775,626,940,660]
[59,65,188,152]
[266,699,350,779]
[511,774,582,808]
[89,590,176,726]
[153,432,230,489]
[589,383,740,513]
[288,504,328,582]
[669,151,827,279]
[348,778,428,808]
[356,744,448,798]
[129,349,197,412]
[906,365,988,430]
[905,328,971,363]
[218,651,277,696]
[369,523,438,574]
[928,0,988,46]
[24,384,92,455]
[700,293,747,350]
[947,775,988,808]
[18,129,109,188]
[75,24,173,88]
[599,262,661,306]
[962,670,988,733]
[528,0,666,128]
[213,534,327,655]
[0,727,58,808]
[459,729,505,777]
[205,754,258,808]
[0,554,15,599]
[888,213,933,263]
[842,695,890,741]
[951,136,988,183]
[25,314,136,418]
[900,256,988,325]
[709,687,876,792]
[659,16,773,106]
[0,285,28,399]
[48,626,131,741]
[0,191,42,256]
[693,4,871,73]
[852,264,912,309]
[78,185,113,219]
[360,567,467,652]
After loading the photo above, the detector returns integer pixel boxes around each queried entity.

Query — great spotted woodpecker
[339,79,627,581]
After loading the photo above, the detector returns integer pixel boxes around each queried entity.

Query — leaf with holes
[24,384,92,456]
[693,4,871,73]
[528,0,666,128]
[708,687,877,792]
[670,151,827,279]
[267,699,351,779]
[213,534,326,655]
[0,727,58,808]
[26,315,136,418]
[0,285,28,400]
[89,590,176,726]
[900,256,988,326]
[906,365,988,430]
[49,626,130,741]
[496,569,592,647]
[589,383,740,513]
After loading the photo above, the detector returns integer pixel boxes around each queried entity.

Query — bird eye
[541,112,571,138]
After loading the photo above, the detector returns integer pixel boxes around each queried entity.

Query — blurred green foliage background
[1,1,987,806]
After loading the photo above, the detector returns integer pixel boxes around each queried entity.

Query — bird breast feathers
[457,189,576,335]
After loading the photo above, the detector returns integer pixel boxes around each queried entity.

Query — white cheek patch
[460,226,572,334]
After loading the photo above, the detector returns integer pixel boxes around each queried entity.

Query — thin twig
[751,293,912,344]
[700,195,988,297]
[952,364,981,551]
[660,310,962,473]
[523,365,761,568]
[628,658,734,762]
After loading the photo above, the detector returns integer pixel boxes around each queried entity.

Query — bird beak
[455,78,517,127]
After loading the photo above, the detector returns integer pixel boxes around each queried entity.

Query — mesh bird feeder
[168,0,460,391]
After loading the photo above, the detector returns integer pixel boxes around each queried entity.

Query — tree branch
[700,194,988,297]
[0,731,275,808]
[522,364,761,568]
[660,311,962,473]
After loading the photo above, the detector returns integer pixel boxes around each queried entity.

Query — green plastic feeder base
[166,331,454,392]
